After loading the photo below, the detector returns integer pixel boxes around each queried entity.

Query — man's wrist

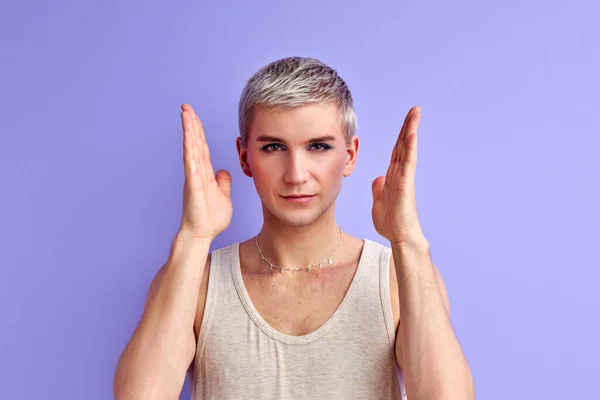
[171,230,212,252]
[389,237,430,256]
[390,238,434,283]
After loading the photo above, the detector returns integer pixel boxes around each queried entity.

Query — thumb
[371,176,385,200]
[215,170,232,197]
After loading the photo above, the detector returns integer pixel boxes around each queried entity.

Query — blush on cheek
[253,163,277,182]
[251,165,279,198]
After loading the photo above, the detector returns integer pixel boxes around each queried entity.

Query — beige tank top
[189,238,407,399]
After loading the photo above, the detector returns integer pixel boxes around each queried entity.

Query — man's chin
[278,212,318,228]
[268,206,322,228]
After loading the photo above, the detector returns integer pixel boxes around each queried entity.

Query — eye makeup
[259,142,333,152]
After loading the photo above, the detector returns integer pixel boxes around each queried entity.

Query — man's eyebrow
[255,135,337,144]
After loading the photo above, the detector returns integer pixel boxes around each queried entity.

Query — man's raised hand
[178,104,232,241]
[371,106,427,248]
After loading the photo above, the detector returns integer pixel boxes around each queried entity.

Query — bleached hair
[238,56,357,146]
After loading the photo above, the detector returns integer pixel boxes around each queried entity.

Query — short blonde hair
[238,56,358,146]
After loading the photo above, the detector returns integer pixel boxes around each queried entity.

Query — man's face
[236,103,359,227]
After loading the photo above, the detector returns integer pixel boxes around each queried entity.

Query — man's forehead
[249,104,344,143]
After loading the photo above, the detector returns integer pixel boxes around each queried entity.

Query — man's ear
[236,136,253,178]
[343,135,360,177]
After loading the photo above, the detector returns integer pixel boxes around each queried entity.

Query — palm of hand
[179,104,232,240]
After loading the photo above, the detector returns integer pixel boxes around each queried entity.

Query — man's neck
[255,209,343,272]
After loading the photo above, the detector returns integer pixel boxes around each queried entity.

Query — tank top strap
[372,240,409,400]
[374,241,397,356]
[194,242,238,362]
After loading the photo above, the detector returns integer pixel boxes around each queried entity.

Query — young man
[114,57,474,399]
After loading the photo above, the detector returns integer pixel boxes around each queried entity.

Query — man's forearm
[392,242,474,400]
[114,234,211,399]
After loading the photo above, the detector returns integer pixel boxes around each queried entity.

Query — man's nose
[283,151,310,184]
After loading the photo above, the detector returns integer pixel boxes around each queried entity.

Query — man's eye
[309,143,332,151]
[260,143,332,152]
[261,143,284,152]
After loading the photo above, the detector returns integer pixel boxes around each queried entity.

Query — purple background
[1,1,598,398]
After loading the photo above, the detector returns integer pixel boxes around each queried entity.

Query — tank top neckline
[230,238,373,345]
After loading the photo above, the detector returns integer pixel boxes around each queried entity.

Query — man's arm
[113,234,210,400]
[392,241,474,400]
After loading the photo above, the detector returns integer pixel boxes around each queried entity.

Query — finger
[397,108,420,165]
[371,176,385,200]
[184,105,205,157]
[191,113,215,180]
[191,109,209,157]
[404,107,421,141]
[400,109,420,168]
[195,115,210,162]
[183,104,215,179]
[183,104,203,140]
[188,111,208,181]
[182,104,203,162]
[401,128,419,181]
[391,106,419,163]
[182,104,211,182]
[181,110,198,178]
[183,105,209,159]
[215,169,232,197]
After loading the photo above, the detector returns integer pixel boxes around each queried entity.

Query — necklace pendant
[306,267,311,272]
[280,268,285,274]
[328,258,333,265]
[293,269,298,275]
[269,264,273,271]
[318,263,322,269]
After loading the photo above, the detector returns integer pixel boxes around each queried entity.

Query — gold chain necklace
[255,227,343,274]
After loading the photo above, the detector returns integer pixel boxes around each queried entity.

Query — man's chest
[241,267,357,336]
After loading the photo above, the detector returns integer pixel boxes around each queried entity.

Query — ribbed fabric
[189,238,407,399]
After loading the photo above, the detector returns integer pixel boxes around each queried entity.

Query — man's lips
[280,194,316,202]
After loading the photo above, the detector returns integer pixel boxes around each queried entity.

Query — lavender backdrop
[1,0,598,398]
